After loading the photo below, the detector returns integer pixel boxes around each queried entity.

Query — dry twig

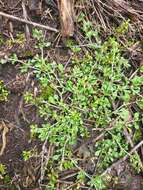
[0,11,58,32]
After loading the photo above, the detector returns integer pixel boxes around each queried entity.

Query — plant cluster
[7,21,142,189]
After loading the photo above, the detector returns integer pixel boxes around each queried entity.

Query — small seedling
[22,149,37,161]
[0,80,9,102]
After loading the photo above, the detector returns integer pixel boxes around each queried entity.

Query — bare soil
[0,63,43,190]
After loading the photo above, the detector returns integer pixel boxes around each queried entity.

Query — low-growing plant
[0,35,4,46]
[0,164,10,184]
[6,32,26,47]
[130,153,143,173]
[19,25,143,189]
[0,164,6,179]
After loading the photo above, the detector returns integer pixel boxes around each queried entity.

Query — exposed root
[0,121,9,156]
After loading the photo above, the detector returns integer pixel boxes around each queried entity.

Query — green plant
[6,32,26,46]
[33,29,51,50]
[0,80,9,102]
[78,12,100,42]
[88,176,106,190]
[130,153,143,173]
[0,164,6,178]
[19,26,143,189]
[0,35,4,45]
[115,20,130,35]
[22,149,37,161]
[0,164,10,183]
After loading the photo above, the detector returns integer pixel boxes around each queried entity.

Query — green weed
[0,35,4,45]
[0,80,9,102]
[22,149,37,161]
[0,164,10,183]
[6,33,26,46]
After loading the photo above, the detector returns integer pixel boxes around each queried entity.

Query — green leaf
[138,98,143,109]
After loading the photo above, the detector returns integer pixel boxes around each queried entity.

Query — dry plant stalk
[57,0,74,37]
